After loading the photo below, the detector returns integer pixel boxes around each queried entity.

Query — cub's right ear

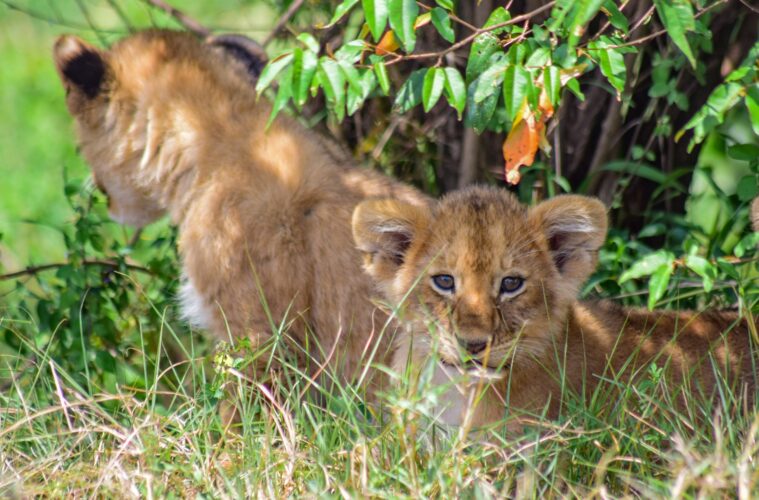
[206,34,268,82]
[53,35,106,99]
[352,199,430,284]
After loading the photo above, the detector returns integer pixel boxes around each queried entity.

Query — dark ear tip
[53,35,106,99]
[206,33,268,80]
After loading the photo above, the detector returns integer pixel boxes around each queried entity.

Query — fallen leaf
[376,31,400,55]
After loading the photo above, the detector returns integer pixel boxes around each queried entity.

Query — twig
[262,0,306,47]
[380,1,555,67]
[0,260,154,281]
[141,0,210,37]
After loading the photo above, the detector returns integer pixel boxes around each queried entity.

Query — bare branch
[263,0,306,47]
[141,0,210,37]
[0,260,154,282]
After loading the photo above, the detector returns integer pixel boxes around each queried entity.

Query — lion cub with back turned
[53,30,428,392]
[353,186,758,427]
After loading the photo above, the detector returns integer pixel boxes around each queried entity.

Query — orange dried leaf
[375,31,400,56]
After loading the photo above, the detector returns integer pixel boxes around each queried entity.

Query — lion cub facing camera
[353,186,757,427]
[53,30,428,393]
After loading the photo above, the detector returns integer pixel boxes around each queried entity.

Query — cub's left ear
[53,35,106,99]
[352,199,431,286]
[529,195,607,288]
[207,34,268,82]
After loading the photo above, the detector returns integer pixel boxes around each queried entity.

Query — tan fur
[353,186,757,427]
[53,30,428,390]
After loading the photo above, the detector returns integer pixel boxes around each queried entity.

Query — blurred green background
[0,0,278,268]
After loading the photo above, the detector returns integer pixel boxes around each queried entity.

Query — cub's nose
[457,337,489,355]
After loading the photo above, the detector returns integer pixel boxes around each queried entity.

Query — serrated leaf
[255,53,293,94]
[292,48,318,108]
[474,55,508,103]
[393,68,426,113]
[502,64,530,122]
[422,68,445,112]
[318,58,346,121]
[371,55,390,94]
[466,33,499,82]
[431,7,455,42]
[388,0,418,53]
[653,0,696,68]
[619,250,675,282]
[647,264,672,310]
[328,0,360,26]
[443,67,466,119]
[363,0,388,42]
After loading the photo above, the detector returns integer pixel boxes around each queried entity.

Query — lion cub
[353,186,757,427]
[53,30,427,391]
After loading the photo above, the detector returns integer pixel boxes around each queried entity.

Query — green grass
[2,299,759,497]
[2,1,759,497]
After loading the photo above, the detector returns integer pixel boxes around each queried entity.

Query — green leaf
[588,36,627,97]
[388,0,418,53]
[465,82,498,134]
[423,68,445,112]
[525,47,551,68]
[339,60,364,95]
[474,55,508,103]
[296,33,320,52]
[371,55,390,95]
[347,70,377,115]
[746,85,759,136]
[335,40,366,63]
[653,0,696,68]
[255,53,293,94]
[363,0,388,42]
[737,175,758,202]
[393,68,426,113]
[318,58,346,120]
[502,64,530,122]
[679,82,744,149]
[567,0,604,48]
[328,0,360,26]
[647,264,673,310]
[601,161,668,184]
[435,0,453,10]
[728,144,759,162]
[267,66,292,128]
[543,66,561,106]
[431,7,455,43]
[684,255,715,292]
[619,250,675,282]
[443,67,466,119]
[735,233,759,258]
[466,33,499,83]
[292,48,318,108]
[483,7,511,35]
[602,0,629,33]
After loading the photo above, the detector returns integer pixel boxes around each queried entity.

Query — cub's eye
[500,276,524,295]
[431,274,455,293]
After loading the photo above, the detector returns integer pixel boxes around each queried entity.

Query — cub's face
[353,187,607,373]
